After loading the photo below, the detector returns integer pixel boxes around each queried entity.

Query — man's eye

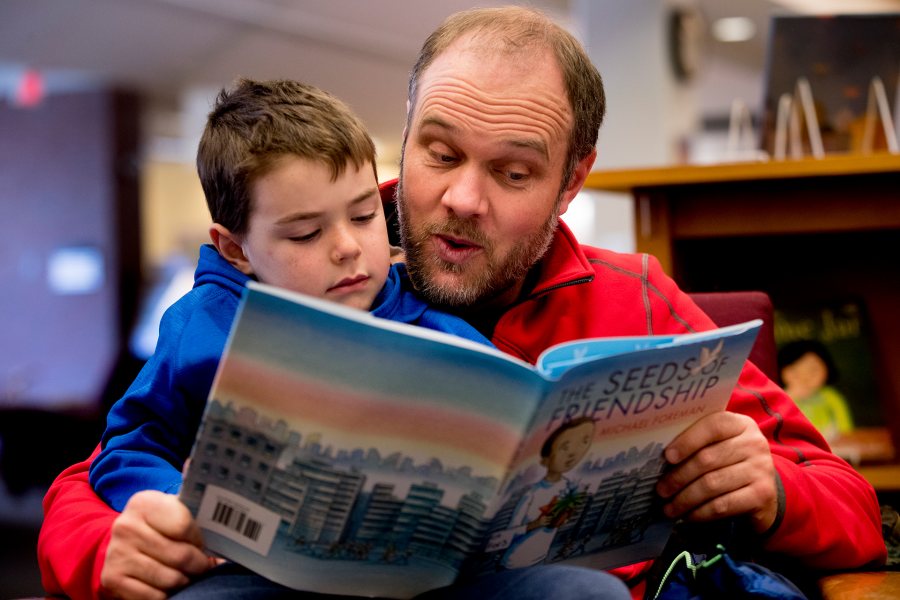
[499,168,528,183]
[429,148,457,164]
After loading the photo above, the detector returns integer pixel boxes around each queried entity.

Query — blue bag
[650,544,809,600]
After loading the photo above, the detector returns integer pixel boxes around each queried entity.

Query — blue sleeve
[375,263,493,348]
[419,308,494,348]
[89,290,235,511]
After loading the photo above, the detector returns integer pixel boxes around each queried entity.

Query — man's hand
[100,490,214,600]
[656,411,778,534]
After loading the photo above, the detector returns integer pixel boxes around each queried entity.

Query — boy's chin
[330,293,379,312]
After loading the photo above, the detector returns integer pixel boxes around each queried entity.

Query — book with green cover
[774,298,893,464]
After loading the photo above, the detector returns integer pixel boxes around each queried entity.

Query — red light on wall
[14,69,45,108]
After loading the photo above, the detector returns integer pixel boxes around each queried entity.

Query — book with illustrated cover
[774,298,894,465]
[179,281,761,598]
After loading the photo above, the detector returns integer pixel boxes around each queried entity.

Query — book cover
[179,281,760,598]
[774,298,895,465]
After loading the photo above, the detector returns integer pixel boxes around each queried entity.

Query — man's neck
[457,265,542,339]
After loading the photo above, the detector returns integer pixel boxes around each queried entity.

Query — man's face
[239,157,390,311]
[398,38,584,309]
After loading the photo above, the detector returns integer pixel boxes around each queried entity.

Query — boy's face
[781,351,828,400]
[544,421,593,475]
[240,157,390,310]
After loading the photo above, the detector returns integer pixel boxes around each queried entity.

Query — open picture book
[179,281,761,598]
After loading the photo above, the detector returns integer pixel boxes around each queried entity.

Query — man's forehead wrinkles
[422,79,570,127]
[417,83,570,149]
[419,103,552,159]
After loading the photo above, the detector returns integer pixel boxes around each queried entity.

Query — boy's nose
[332,226,362,262]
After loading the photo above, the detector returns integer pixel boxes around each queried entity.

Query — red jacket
[38,189,885,599]
[39,447,113,600]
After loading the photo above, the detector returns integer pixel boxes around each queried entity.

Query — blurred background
[1,0,898,596]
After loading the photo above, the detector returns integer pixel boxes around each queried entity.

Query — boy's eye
[352,212,377,223]
[289,230,320,242]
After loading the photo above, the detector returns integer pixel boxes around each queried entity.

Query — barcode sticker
[196,485,280,555]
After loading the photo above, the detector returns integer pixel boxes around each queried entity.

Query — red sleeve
[38,445,116,600]
[732,365,886,568]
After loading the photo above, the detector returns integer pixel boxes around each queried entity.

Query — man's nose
[440,166,487,219]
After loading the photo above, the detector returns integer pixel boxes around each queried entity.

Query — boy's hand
[526,514,553,532]
[656,411,778,535]
[100,490,215,600]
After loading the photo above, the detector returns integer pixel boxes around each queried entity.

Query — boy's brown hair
[197,78,377,235]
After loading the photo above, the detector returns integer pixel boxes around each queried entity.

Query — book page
[180,282,546,598]
[470,322,760,575]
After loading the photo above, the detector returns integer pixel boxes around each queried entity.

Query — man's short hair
[407,6,605,186]
[197,78,376,235]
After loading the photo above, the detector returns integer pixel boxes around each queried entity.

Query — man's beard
[395,174,560,308]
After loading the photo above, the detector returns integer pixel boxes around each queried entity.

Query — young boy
[501,417,594,568]
[88,78,491,513]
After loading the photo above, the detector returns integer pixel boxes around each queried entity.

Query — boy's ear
[209,224,254,276]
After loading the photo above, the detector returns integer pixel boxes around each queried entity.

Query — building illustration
[182,399,669,574]
[182,400,493,568]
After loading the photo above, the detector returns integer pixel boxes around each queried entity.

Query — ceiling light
[712,17,757,42]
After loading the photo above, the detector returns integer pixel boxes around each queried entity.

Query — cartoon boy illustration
[501,417,595,569]
[778,339,854,441]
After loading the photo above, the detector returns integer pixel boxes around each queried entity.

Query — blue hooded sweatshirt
[90,245,490,511]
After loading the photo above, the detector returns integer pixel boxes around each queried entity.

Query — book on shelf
[774,298,895,465]
[179,281,761,598]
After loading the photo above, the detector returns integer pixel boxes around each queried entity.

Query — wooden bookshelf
[584,154,900,275]
[584,154,900,492]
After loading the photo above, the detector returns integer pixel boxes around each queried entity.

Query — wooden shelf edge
[585,153,900,193]
[855,464,900,492]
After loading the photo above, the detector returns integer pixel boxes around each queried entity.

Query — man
[38,7,885,600]
[392,6,884,590]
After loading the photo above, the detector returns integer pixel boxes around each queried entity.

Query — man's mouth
[433,234,483,264]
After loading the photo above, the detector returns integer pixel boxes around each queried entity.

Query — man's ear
[401,99,412,141]
[557,148,597,217]
[209,224,253,276]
